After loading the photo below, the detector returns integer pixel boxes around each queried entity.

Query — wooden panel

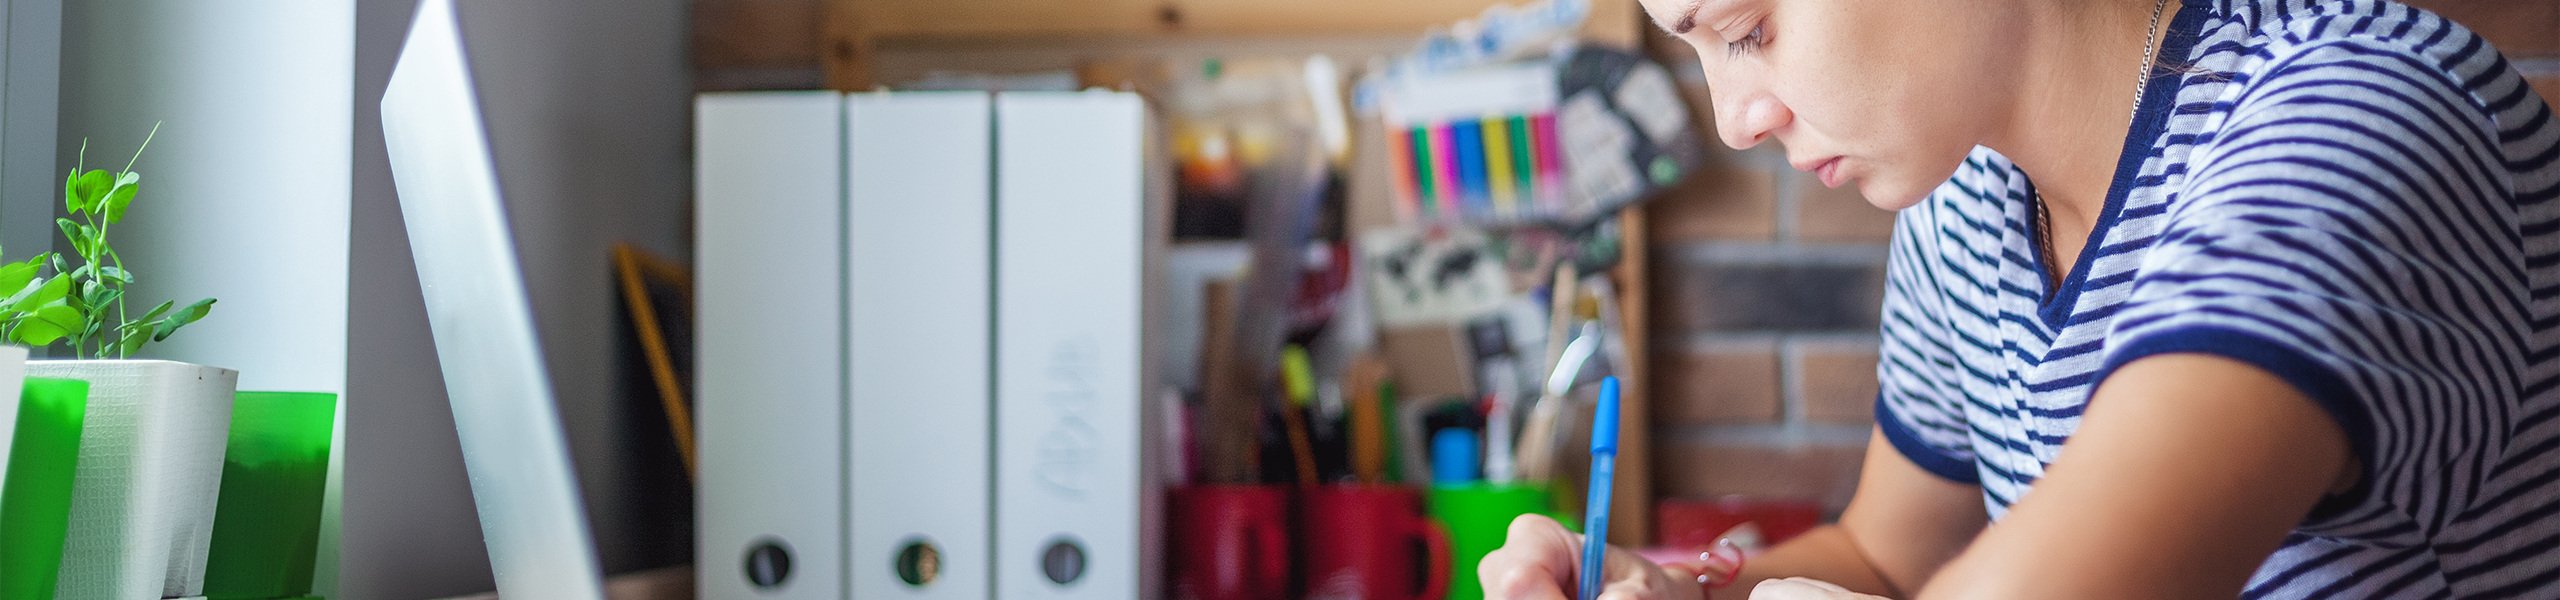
[1611,207,1653,546]
[823,0,1646,88]
[694,0,823,69]
[839,0,1556,39]
[1596,0,1648,546]
[1581,0,1642,48]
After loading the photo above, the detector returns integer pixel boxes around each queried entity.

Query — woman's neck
[1988,0,2184,233]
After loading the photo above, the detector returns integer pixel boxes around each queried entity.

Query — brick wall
[1639,0,2560,515]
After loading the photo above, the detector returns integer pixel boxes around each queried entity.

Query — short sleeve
[2096,39,2521,538]
[1876,195,1982,484]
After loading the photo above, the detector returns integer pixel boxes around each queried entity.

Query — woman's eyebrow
[1657,0,1709,35]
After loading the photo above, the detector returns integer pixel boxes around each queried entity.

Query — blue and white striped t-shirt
[1873,0,2560,596]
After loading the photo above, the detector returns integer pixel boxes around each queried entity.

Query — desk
[434,565,692,600]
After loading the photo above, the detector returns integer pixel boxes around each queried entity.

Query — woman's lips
[1791,155,1847,188]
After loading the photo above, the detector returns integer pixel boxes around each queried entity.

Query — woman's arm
[1915,353,2355,599]
[1698,429,1988,599]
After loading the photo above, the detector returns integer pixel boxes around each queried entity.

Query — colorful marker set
[1387,112,1568,223]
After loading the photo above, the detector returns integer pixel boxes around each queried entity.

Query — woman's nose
[1715,92,1790,150]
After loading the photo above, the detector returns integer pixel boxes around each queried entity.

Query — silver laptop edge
[380,0,607,597]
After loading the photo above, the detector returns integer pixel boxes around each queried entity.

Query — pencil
[1281,346,1321,486]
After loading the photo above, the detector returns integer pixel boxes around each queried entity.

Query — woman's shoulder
[2215,0,2464,48]
[2162,1,2556,271]
[2183,0,2555,192]
[2213,0,2520,104]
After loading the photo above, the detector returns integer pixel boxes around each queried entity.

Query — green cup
[202,391,338,600]
[2,377,91,600]
[1428,482,1573,600]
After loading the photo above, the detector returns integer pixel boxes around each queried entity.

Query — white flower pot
[27,359,237,600]
[0,345,30,497]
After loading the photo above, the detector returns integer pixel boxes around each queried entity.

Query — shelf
[689,0,1658,548]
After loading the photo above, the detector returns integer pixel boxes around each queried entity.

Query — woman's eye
[1725,24,1766,57]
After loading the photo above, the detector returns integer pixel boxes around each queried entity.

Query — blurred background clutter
[3,0,2542,599]
[620,0,2560,597]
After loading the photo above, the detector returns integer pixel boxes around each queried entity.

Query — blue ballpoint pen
[1578,376,1622,600]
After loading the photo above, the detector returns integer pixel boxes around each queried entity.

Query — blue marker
[1431,427,1483,485]
[1578,376,1622,600]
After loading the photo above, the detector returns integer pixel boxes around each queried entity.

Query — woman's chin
[1859,177,1933,211]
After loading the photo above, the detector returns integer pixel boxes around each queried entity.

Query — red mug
[1168,485,1292,600]
[1297,484,1453,600]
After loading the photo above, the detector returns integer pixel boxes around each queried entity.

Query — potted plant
[1,126,231,599]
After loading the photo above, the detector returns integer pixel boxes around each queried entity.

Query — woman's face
[1638,0,2010,209]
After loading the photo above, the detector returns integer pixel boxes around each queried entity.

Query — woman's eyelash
[1725,24,1766,57]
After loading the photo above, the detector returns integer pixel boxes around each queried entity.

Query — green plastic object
[1429,482,1571,600]
[202,391,337,600]
[2,377,91,600]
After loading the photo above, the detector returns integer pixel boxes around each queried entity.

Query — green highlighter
[2,377,92,600]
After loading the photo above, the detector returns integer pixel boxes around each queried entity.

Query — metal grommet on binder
[895,538,943,587]
[1041,536,1088,585]
[744,538,795,589]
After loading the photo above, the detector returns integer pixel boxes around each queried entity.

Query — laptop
[379,0,609,597]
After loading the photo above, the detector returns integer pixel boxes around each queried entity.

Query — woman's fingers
[1750,577,1882,600]
[1481,514,1578,600]
[1662,557,1739,586]
[1482,513,1709,600]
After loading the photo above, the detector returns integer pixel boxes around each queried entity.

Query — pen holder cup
[1428,482,1567,600]
[202,391,339,600]
[1297,484,1451,600]
[2,378,92,600]
[1169,484,1294,600]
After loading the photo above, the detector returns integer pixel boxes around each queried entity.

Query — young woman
[1481,0,2560,597]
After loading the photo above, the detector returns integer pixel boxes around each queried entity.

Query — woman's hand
[1747,578,1890,599]
[1479,514,1725,600]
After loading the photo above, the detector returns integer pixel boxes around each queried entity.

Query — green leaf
[12,322,63,347]
[15,275,69,313]
[62,169,81,215]
[134,300,173,324]
[54,218,87,251]
[116,326,148,357]
[0,261,38,298]
[74,169,112,215]
[0,276,46,311]
[154,297,213,341]
[12,301,79,347]
[82,287,120,315]
[102,179,138,224]
[96,266,132,285]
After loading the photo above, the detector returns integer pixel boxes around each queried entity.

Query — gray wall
[348,0,693,597]
[0,0,56,265]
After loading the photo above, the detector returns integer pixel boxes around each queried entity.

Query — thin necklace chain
[2036,0,2171,294]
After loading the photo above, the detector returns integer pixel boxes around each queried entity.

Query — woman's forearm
[1706,525,1902,600]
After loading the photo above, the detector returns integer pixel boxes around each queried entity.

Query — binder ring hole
[895,538,943,587]
[1041,536,1088,585]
